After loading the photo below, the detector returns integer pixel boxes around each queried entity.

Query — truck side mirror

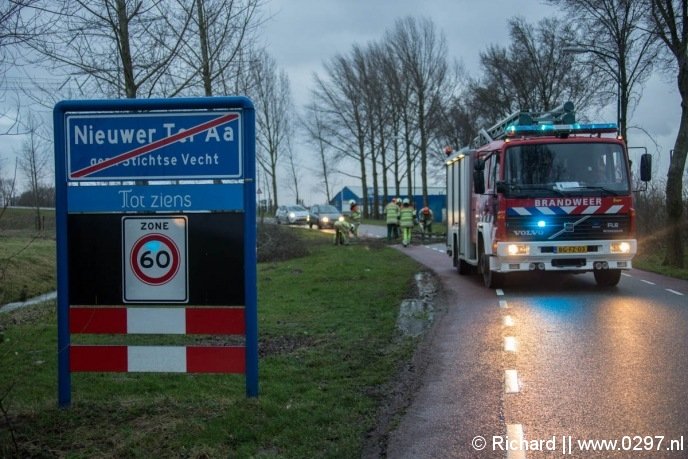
[473,160,485,194]
[640,153,652,182]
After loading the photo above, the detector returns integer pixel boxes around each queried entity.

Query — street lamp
[562,46,622,139]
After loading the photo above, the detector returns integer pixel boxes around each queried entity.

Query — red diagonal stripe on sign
[70,112,238,178]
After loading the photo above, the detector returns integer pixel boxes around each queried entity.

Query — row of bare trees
[304,17,457,219]
[304,3,686,267]
[1,1,686,266]
[303,15,611,218]
[0,0,294,212]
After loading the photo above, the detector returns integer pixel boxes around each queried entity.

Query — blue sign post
[54,97,258,407]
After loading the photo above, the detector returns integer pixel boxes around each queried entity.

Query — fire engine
[445,102,651,288]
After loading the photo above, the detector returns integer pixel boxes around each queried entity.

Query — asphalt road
[386,242,688,459]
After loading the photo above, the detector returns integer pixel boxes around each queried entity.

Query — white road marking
[666,289,684,296]
[622,272,632,277]
[499,300,509,309]
[641,279,656,285]
[505,369,519,393]
[503,315,515,327]
[506,424,527,459]
[504,336,517,352]
[496,289,505,296]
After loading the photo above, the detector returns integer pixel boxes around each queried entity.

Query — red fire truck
[445,102,651,288]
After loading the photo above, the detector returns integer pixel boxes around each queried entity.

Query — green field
[0,227,424,457]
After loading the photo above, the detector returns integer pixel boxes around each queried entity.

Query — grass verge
[0,228,422,458]
[0,234,56,304]
[633,249,688,280]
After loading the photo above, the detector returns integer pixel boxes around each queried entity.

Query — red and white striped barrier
[70,306,245,334]
[69,306,246,373]
[70,345,245,373]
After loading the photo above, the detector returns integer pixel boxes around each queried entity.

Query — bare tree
[311,51,370,213]
[27,0,193,99]
[301,103,335,203]
[16,112,50,230]
[386,16,454,204]
[283,137,302,205]
[648,0,688,268]
[1,0,39,138]
[470,17,605,123]
[0,158,19,210]
[380,39,413,199]
[171,0,264,97]
[548,0,657,143]
[248,51,292,212]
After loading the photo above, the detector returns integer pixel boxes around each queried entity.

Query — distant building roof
[341,185,445,198]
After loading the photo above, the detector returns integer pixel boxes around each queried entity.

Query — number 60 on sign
[123,216,188,303]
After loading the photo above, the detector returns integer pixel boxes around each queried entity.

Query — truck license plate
[557,246,587,254]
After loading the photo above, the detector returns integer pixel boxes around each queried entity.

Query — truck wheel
[594,269,621,287]
[480,251,503,289]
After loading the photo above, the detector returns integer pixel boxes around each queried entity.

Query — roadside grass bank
[0,226,424,457]
[1,207,57,304]
[0,234,56,304]
[0,207,55,232]
[633,250,688,280]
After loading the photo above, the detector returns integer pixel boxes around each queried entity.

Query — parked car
[275,205,309,225]
[308,204,344,229]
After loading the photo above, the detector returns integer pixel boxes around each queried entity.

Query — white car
[275,205,309,225]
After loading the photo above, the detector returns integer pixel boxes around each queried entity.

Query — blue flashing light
[505,122,618,137]
[537,220,546,228]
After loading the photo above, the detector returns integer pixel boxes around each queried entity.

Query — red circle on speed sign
[130,233,181,285]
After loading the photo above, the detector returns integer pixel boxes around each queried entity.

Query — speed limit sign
[123,216,188,302]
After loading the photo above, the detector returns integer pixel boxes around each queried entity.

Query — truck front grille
[505,214,631,241]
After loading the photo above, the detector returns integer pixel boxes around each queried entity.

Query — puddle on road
[397,272,436,337]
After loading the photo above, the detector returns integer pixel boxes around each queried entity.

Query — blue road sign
[54,97,258,407]
[67,183,244,213]
[66,111,242,181]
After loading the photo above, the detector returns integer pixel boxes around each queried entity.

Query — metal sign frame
[54,97,258,407]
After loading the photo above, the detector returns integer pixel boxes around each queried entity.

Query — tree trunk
[664,91,688,268]
[358,134,369,218]
[196,0,213,96]
[663,79,688,267]
[115,0,136,98]
[417,92,429,206]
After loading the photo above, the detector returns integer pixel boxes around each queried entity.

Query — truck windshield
[503,142,629,196]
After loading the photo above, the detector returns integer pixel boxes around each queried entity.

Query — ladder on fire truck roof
[474,101,577,147]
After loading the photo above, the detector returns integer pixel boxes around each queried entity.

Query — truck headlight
[507,244,529,255]
[610,241,631,254]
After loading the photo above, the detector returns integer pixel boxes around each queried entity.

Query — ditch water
[396,272,437,337]
[0,291,57,313]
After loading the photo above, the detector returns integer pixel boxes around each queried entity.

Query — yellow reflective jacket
[399,206,415,227]
[384,202,400,224]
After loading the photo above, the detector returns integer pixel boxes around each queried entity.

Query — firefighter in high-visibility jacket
[399,198,415,247]
[384,197,400,241]
[348,199,361,239]
[418,206,434,241]
[333,218,352,245]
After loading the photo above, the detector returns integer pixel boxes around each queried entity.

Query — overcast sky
[0,1,680,204]
[261,0,680,205]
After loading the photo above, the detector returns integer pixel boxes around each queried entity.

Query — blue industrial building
[329,186,446,222]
